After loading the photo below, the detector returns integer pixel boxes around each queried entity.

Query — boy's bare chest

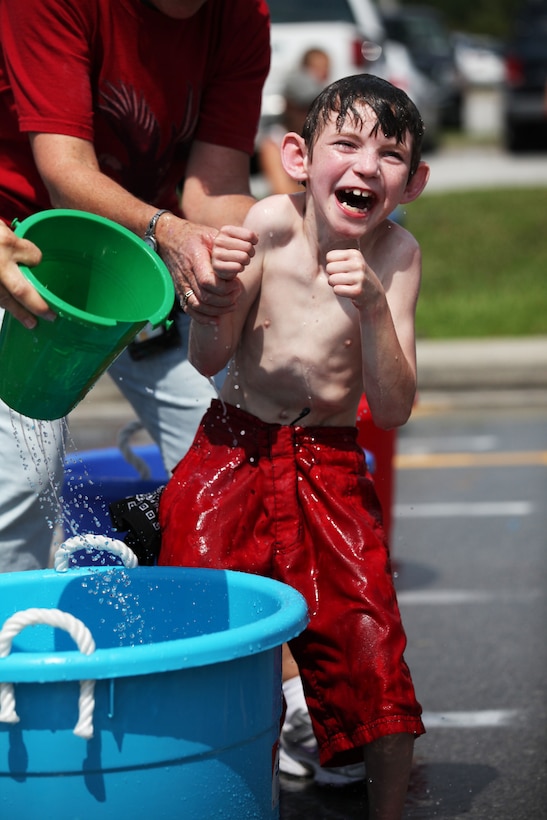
[252,258,360,355]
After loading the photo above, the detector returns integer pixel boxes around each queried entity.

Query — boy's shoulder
[372,216,419,251]
[245,191,304,231]
[365,217,422,276]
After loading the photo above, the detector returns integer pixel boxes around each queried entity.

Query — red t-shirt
[0,0,270,221]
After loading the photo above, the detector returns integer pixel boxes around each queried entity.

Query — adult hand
[157,215,245,324]
[0,222,55,328]
[28,136,257,325]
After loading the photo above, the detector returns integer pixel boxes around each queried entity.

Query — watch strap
[143,209,171,252]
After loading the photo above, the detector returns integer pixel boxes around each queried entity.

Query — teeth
[336,188,374,213]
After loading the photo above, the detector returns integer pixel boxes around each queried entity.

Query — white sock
[282,674,308,723]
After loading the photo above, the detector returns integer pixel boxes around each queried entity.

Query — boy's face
[301,104,425,238]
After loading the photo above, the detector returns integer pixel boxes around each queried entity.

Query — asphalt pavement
[391,403,547,820]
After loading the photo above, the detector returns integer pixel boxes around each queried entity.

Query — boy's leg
[282,643,299,681]
[276,430,424,778]
[363,733,414,820]
[281,644,367,786]
[280,671,367,786]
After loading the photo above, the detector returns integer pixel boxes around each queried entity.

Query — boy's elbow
[374,409,410,431]
[189,350,227,380]
[188,349,210,377]
[190,358,215,379]
[368,390,416,430]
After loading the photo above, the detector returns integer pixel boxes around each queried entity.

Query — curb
[416,337,547,391]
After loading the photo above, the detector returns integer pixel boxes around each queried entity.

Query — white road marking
[395,451,547,468]
[399,435,499,454]
[397,589,540,605]
[395,501,533,517]
[422,710,520,729]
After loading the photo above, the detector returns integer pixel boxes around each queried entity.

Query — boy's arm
[326,234,421,429]
[358,248,420,429]
[189,224,261,377]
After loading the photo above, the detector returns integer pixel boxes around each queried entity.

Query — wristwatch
[143,209,171,252]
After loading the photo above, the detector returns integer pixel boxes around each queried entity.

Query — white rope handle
[0,608,96,739]
[54,534,138,572]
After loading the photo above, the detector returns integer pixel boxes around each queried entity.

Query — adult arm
[29,133,255,320]
[160,140,258,320]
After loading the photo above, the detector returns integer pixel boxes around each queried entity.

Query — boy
[159,74,430,819]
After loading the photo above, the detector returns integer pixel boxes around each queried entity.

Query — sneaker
[280,707,367,787]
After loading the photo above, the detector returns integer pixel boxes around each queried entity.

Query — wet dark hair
[301,74,425,180]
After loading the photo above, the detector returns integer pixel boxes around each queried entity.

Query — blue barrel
[63,444,168,538]
[0,566,308,819]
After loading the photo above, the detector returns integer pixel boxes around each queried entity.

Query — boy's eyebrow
[333,126,362,137]
[335,122,410,148]
[333,118,373,136]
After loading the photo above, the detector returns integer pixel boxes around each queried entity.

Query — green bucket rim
[12,209,175,329]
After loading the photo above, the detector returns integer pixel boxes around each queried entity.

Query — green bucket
[0,209,175,420]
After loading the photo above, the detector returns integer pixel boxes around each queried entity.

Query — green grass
[403,188,547,339]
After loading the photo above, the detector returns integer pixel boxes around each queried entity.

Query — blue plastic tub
[0,566,308,819]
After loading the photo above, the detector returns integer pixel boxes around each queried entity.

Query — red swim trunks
[159,400,424,766]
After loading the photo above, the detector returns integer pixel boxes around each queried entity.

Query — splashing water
[10,409,112,553]
[11,410,67,533]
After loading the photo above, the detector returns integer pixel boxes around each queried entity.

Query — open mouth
[336,188,376,214]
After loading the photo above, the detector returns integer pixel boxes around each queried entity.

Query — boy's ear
[281,132,309,183]
[399,161,430,204]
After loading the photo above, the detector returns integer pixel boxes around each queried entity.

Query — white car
[452,32,505,87]
[260,0,440,150]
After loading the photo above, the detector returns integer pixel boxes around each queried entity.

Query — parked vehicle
[452,31,505,88]
[503,0,547,152]
[260,0,441,150]
[381,5,464,128]
[382,38,441,151]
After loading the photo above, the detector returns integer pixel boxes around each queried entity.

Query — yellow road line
[395,451,547,469]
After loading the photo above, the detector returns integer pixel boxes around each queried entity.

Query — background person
[258,48,330,195]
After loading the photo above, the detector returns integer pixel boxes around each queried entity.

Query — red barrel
[356,395,396,544]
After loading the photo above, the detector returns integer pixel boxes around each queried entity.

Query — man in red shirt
[0,0,270,569]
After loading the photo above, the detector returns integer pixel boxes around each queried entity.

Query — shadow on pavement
[280,775,367,819]
[405,760,498,818]
[280,759,498,818]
